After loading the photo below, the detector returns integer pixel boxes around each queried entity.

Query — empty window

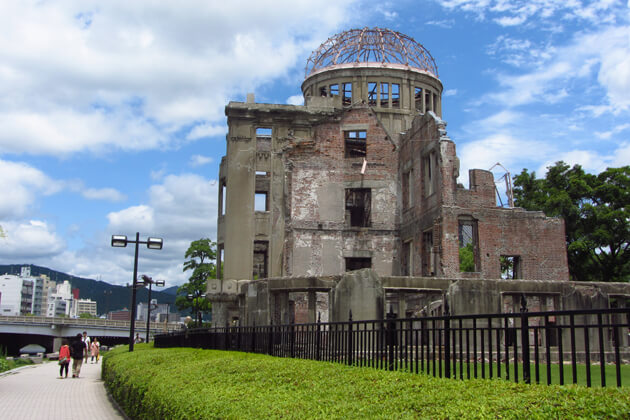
[459,218,478,272]
[392,83,400,108]
[425,90,432,112]
[345,257,371,271]
[256,127,272,138]
[219,179,227,216]
[343,83,352,105]
[501,256,521,279]
[422,230,434,276]
[402,170,412,209]
[345,188,371,227]
[380,83,389,107]
[320,86,327,96]
[415,87,423,111]
[401,240,412,276]
[256,127,272,151]
[423,152,436,197]
[344,130,366,158]
[253,241,268,279]
[330,84,339,96]
[255,192,268,211]
[368,82,377,106]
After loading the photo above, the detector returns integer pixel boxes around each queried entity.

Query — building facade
[212,28,571,326]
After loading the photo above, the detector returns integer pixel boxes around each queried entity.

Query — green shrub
[0,358,9,373]
[103,345,630,419]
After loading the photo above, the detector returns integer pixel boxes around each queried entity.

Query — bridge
[0,315,182,355]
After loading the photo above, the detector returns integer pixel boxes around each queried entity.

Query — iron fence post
[348,310,353,366]
[316,312,321,361]
[444,298,451,379]
[386,306,397,371]
[290,319,296,358]
[520,294,531,384]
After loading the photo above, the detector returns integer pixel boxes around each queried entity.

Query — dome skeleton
[305,27,439,78]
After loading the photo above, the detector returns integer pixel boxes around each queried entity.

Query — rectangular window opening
[256,127,272,138]
[459,219,478,272]
[425,91,432,112]
[345,257,371,272]
[392,83,400,108]
[343,83,352,105]
[320,86,327,96]
[500,256,521,279]
[422,230,434,276]
[220,180,227,216]
[255,191,269,212]
[415,87,423,111]
[253,241,268,280]
[402,170,412,209]
[368,82,377,106]
[380,82,389,107]
[330,84,339,96]
[345,188,371,227]
[344,130,367,158]
[401,240,412,276]
[423,152,436,197]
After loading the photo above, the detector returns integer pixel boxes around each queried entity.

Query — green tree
[459,243,475,272]
[176,238,216,326]
[513,162,630,282]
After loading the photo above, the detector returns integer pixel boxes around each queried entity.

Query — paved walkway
[0,359,125,420]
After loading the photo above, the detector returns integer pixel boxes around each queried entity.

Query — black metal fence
[155,303,630,388]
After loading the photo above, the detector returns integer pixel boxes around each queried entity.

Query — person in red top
[58,339,71,379]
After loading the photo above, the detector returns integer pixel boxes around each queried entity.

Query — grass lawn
[103,345,630,419]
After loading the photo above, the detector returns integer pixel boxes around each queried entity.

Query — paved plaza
[0,359,125,419]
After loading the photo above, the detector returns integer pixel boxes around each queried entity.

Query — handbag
[58,356,68,365]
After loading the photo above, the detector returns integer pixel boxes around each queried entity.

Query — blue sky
[0,0,628,287]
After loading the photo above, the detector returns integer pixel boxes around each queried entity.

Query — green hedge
[102,345,630,419]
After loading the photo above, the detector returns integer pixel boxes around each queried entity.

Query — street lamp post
[140,275,165,342]
[111,232,163,352]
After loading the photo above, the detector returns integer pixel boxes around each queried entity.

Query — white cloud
[286,95,304,105]
[189,155,214,167]
[187,123,227,141]
[426,19,455,28]
[485,25,630,112]
[0,220,65,259]
[82,187,126,202]
[444,89,458,97]
[434,0,625,27]
[0,160,62,219]
[0,1,358,157]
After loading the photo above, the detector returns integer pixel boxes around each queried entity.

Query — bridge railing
[0,315,181,332]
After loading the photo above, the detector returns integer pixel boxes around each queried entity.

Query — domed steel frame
[305,27,439,78]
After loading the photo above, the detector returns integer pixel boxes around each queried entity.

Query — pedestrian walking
[91,339,100,363]
[58,339,71,379]
[82,331,91,363]
[70,333,85,378]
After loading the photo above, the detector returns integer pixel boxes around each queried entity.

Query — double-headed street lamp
[111,232,163,352]
[139,274,165,342]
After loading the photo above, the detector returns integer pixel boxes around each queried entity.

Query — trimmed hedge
[102,345,630,419]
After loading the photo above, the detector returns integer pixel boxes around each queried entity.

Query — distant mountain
[0,264,178,315]
[162,285,179,295]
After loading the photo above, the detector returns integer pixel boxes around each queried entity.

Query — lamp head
[111,235,128,247]
[146,237,163,250]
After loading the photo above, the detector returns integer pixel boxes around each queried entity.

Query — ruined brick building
[207,28,620,328]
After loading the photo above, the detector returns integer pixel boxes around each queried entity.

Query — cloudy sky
[0,0,628,287]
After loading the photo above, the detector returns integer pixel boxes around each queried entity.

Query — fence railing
[155,304,630,388]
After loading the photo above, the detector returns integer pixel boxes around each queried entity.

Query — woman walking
[58,340,70,379]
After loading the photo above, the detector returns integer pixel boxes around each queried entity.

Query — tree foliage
[513,162,630,282]
[176,238,216,325]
